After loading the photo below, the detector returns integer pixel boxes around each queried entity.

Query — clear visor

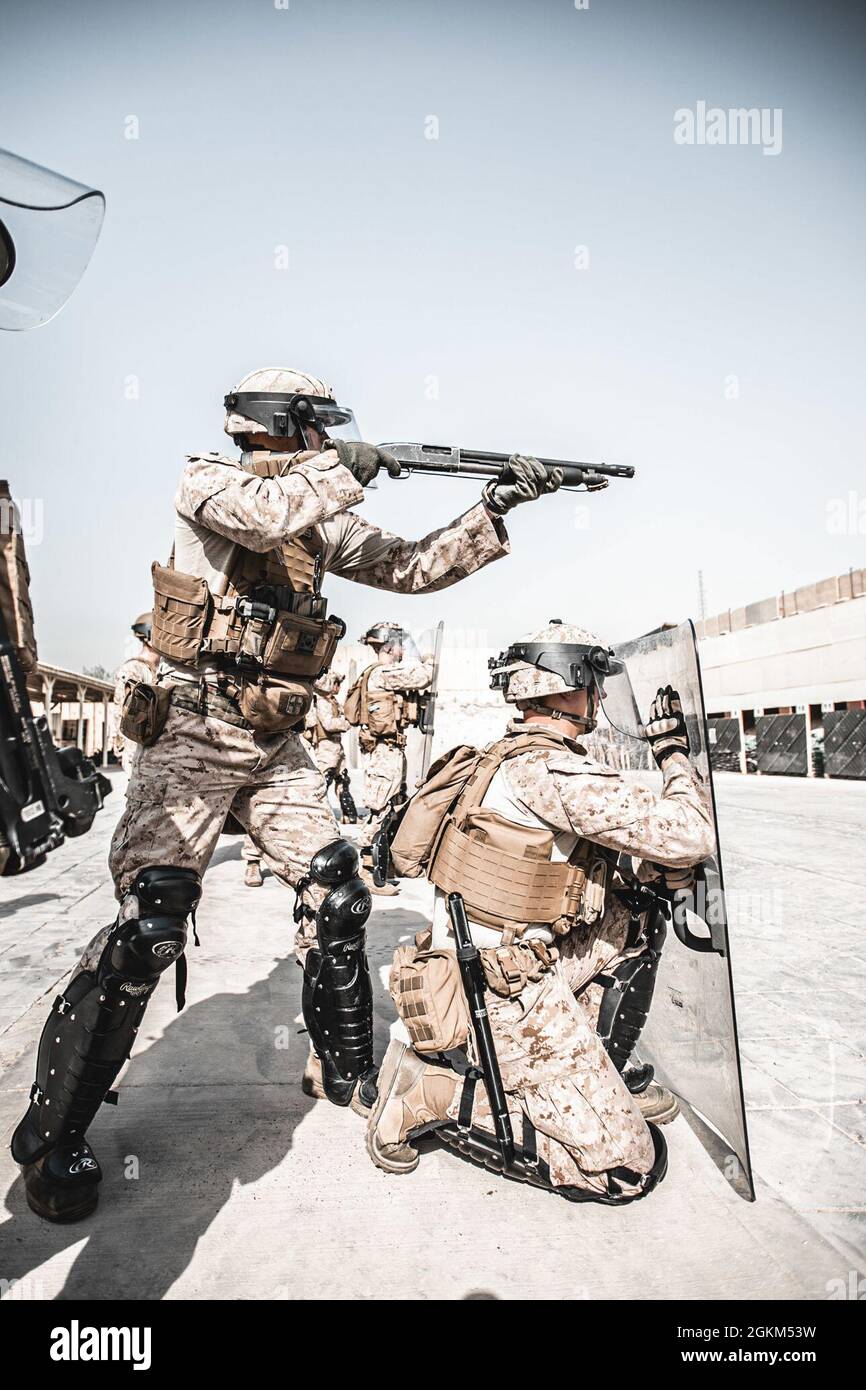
[312,402,361,442]
[0,148,105,331]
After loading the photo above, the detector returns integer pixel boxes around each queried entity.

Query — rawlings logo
[119,981,151,996]
[68,1156,98,1174]
[351,898,370,915]
[152,941,182,960]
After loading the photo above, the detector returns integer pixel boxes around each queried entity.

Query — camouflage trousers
[435,909,655,1194]
[109,706,339,962]
[312,737,345,778]
[359,739,404,847]
[241,834,261,865]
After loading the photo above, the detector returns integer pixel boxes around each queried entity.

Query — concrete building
[26,663,114,765]
[696,568,866,778]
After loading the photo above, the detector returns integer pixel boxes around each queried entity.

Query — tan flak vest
[345,664,406,740]
[426,731,613,940]
[148,461,344,692]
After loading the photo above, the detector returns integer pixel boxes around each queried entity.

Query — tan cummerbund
[429,819,586,932]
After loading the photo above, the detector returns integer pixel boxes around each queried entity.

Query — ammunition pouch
[119,681,172,748]
[390,930,469,1055]
[150,555,344,687]
[151,562,211,665]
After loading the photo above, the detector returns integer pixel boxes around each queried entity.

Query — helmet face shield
[489,642,623,697]
[0,148,105,331]
[222,390,360,443]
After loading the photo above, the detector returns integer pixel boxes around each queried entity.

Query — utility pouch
[119,681,172,747]
[151,562,211,664]
[365,690,401,737]
[479,941,555,998]
[262,613,344,680]
[237,675,313,733]
[358,728,377,754]
[389,931,469,1054]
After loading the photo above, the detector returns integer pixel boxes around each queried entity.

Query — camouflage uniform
[112,653,158,773]
[304,687,350,778]
[378,721,713,1196]
[108,450,508,962]
[358,655,433,847]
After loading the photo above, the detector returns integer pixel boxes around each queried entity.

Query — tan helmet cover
[502,621,606,703]
[224,367,335,437]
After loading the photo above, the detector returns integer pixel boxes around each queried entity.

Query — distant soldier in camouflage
[11,367,562,1222]
[346,622,433,895]
[302,669,357,824]
[112,612,159,773]
[367,621,714,1204]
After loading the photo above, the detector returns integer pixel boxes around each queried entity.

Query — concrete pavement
[0,769,864,1300]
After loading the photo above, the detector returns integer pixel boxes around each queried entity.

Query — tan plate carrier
[428,731,610,939]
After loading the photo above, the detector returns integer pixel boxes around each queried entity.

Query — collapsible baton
[447,892,515,1169]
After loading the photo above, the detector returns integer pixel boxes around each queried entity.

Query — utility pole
[697,570,707,622]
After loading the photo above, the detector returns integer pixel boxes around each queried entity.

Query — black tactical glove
[645,862,697,894]
[482,453,563,515]
[331,440,402,488]
[644,686,690,767]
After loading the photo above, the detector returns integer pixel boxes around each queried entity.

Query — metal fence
[708,718,742,772]
[756,714,809,776]
[824,711,866,779]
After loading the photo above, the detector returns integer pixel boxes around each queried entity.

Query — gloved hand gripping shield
[583,620,754,1198]
[0,149,105,331]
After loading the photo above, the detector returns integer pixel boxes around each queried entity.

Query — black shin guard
[11,866,201,1167]
[300,840,376,1107]
[596,911,667,1081]
[336,771,358,824]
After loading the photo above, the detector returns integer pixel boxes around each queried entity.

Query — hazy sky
[1,0,864,671]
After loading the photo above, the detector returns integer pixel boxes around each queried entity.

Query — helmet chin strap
[521,700,597,733]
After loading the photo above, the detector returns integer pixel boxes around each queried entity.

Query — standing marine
[111,612,158,773]
[346,622,433,895]
[302,669,357,825]
[366,621,714,1204]
[10,366,562,1222]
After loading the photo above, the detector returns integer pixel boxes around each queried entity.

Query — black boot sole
[23,1170,100,1224]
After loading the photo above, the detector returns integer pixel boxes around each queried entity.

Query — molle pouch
[580,855,609,925]
[237,676,313,733]
[120,681,172,747]
[389,941,469,1055]
[263,613,343,680]
[151,562,211,664]
[365,691,401,737]
[358,728,377,754]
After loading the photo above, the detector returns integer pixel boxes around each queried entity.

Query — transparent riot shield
[584,620,754,1198]
[0,148,105,331]
[403,620,444,795]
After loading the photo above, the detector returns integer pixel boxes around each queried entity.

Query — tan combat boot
[635,1081,680,1125]
[366,1039,457,1174]
[301,1048,373,1117]
[244,860,264,888]
[360,866,399,897]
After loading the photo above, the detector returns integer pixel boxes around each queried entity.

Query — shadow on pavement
[0,903,426,1300]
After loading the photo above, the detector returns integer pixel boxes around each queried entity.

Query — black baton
[448,892,515,1168]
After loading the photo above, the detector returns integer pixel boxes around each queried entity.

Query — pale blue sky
[1,0,864,670]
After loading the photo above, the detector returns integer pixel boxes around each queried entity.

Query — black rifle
[380,443,634,494]
[0,605,111,875]
[448,891,515,1168]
